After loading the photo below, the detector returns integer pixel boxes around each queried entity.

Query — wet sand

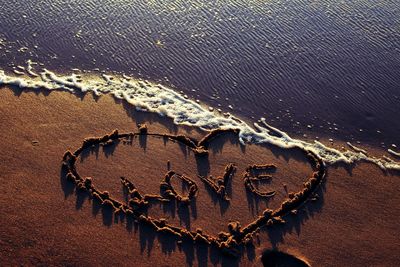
[0,87,399,266]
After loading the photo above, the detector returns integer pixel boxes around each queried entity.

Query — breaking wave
[1,65,399,171]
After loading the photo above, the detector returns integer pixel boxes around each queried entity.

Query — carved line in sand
[119,170,199,209]
[244,164,277,198]
[198,163,236,201]
[62,127,326,257]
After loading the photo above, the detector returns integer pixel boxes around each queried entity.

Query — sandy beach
[0,86,399,266]
[1,1,400,266]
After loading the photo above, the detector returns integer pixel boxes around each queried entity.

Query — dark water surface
[1,0,399,147]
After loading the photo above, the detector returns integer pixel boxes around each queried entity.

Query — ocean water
[0,1,399,157]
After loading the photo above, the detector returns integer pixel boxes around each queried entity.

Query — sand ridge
[61,126,326,259]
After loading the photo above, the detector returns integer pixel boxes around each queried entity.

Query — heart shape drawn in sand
[61,127,326,257]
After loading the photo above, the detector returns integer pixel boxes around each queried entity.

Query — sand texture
[1,87,399,266]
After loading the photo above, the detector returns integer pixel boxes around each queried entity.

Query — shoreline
[1,70,398,172]
[2,63,399,149]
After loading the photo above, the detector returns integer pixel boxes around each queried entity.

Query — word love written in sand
[61,127,326,257]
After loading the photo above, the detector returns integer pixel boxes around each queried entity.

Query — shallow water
[0,0,399,147]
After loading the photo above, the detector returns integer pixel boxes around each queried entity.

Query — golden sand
[1,87,399,266]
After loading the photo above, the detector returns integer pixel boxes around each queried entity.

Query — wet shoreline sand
[1,86,399,266]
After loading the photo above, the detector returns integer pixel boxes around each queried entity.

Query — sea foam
[1,67,399,171]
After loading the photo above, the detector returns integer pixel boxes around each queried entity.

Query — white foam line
[13,69,25,75]
[26,60,39,77]
[0,68,399,171]
[388,149,400,158]
[346,142,368,155]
